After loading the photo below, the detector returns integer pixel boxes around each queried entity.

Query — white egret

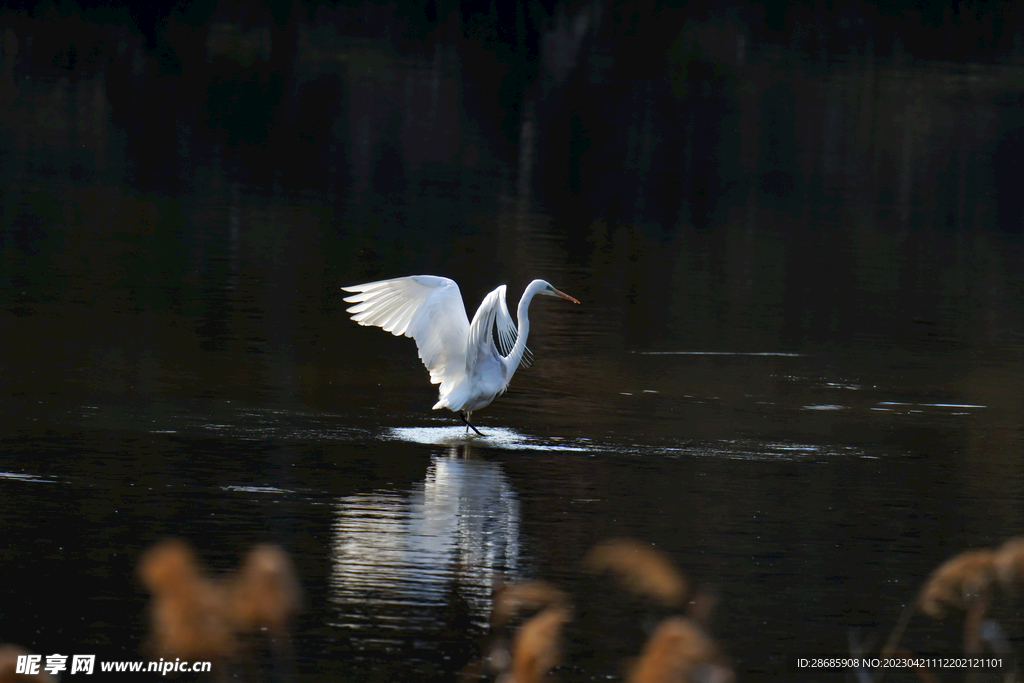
[342,276,579,435]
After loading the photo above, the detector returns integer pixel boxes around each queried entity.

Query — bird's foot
[459,411,484,437]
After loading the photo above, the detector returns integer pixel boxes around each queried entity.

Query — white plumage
[342,275,579,434]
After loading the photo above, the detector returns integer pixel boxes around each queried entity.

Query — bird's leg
[459,411,484,436]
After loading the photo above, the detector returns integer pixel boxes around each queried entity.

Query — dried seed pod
[917,548,996,619]
[627,617,733,683]
[137,538,235,661]
[227,544,303,640]
[993,537,1024,590]
[505,605,572,683]
[492,579,569,629]
[584,538,687,606]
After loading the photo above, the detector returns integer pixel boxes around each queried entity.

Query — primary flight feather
[342,275,579,434]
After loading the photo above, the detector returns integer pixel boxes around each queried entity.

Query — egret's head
[537,280,580,304]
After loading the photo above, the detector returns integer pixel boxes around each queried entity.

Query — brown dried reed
[583,538,688,607]
[917,548,996,619]
[137,538,236,661]
[491,578,570,629]
[138,538,303,667]
[993,536,1024,590]
[504,605,572,683]
[227,544,303,642]
[626,617,733,683]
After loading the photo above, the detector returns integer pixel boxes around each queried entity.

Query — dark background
[2,1,1024,682]
[7,0,1024,230]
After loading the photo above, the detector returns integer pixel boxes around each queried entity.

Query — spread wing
[496,287,532,369]
[465,285,533,373]
[342,276,470,390]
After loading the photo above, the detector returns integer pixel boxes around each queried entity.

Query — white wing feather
[342,276,470,393]
[496,287,532,368]
[466,285,533,372]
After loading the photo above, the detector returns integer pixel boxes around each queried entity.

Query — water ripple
[386,426,594,452]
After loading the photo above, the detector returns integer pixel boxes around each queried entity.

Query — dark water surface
[3,22,1024,683]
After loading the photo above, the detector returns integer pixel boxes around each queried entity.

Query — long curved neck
[504,281,545,376]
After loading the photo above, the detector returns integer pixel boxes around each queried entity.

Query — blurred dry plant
[137,538,302,673]
[917,549,996,620]
[583,538,688,607]
[461,577,572,682]
[500,605,573,683]
[626,617,734,683]
[463,539,732,683]
[583,539,733,683]
[877,539,1024,683]
[917,548,996,661]
[0,644,57,683]
[993,537,1024,591]
[491,579,570,630]
[137,538,237,662]
[228,543,304,656]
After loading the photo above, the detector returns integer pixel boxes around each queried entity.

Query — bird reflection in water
[331,444,522,676]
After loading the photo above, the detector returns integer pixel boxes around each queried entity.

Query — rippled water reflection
[4,340,1022,680]
[330,452,519,638]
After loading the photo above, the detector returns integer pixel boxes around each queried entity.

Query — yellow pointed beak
[552,288,580,304]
